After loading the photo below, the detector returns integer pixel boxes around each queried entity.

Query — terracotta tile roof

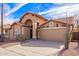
[0,24,11,29]
[10,22,23,27]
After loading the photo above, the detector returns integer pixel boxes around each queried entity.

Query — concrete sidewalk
[0,47,20,56]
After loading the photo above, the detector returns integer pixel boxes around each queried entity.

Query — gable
[19,12,48,25]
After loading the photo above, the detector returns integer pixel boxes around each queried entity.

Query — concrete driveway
[0,40,64,56]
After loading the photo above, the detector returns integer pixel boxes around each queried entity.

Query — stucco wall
[9,23,22,39]
[42,21,66,28]
[21,14,47,25]
[38,27,67,41]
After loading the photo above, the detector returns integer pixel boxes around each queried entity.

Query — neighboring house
[0,12,74,41]
[0,24,11,37]
[40,17,74,28]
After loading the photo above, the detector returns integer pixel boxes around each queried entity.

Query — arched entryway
[24,19,33,39]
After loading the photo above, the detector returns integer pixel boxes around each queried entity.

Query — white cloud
[4,4,11,12]
[0,15,18,25]
[0,3,27,25]
[39,4,79,19]
[3,18,18,25]
[5,3,27,16]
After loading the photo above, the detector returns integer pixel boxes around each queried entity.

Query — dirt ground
[58,42,79,56]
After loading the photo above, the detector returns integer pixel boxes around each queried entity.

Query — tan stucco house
[0,12,74,41]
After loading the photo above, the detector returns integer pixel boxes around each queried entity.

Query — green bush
[16,34,26,41]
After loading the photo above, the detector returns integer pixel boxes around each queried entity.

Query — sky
[0,3,79,25]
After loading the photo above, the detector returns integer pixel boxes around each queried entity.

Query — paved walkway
[0,40,64,56]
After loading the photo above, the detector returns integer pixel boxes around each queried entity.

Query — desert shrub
[16,34,26,41]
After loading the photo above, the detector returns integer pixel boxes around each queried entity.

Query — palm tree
[0,3,4,42]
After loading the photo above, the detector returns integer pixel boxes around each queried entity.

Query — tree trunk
[0,3,4,42]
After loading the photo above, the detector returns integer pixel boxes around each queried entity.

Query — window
[62,24,65,27]
[5,30,8,33]
[14,28,20,36]
[5,30,8,35]
[56,24,58,27]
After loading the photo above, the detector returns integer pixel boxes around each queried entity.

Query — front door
[30,28,32,39]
